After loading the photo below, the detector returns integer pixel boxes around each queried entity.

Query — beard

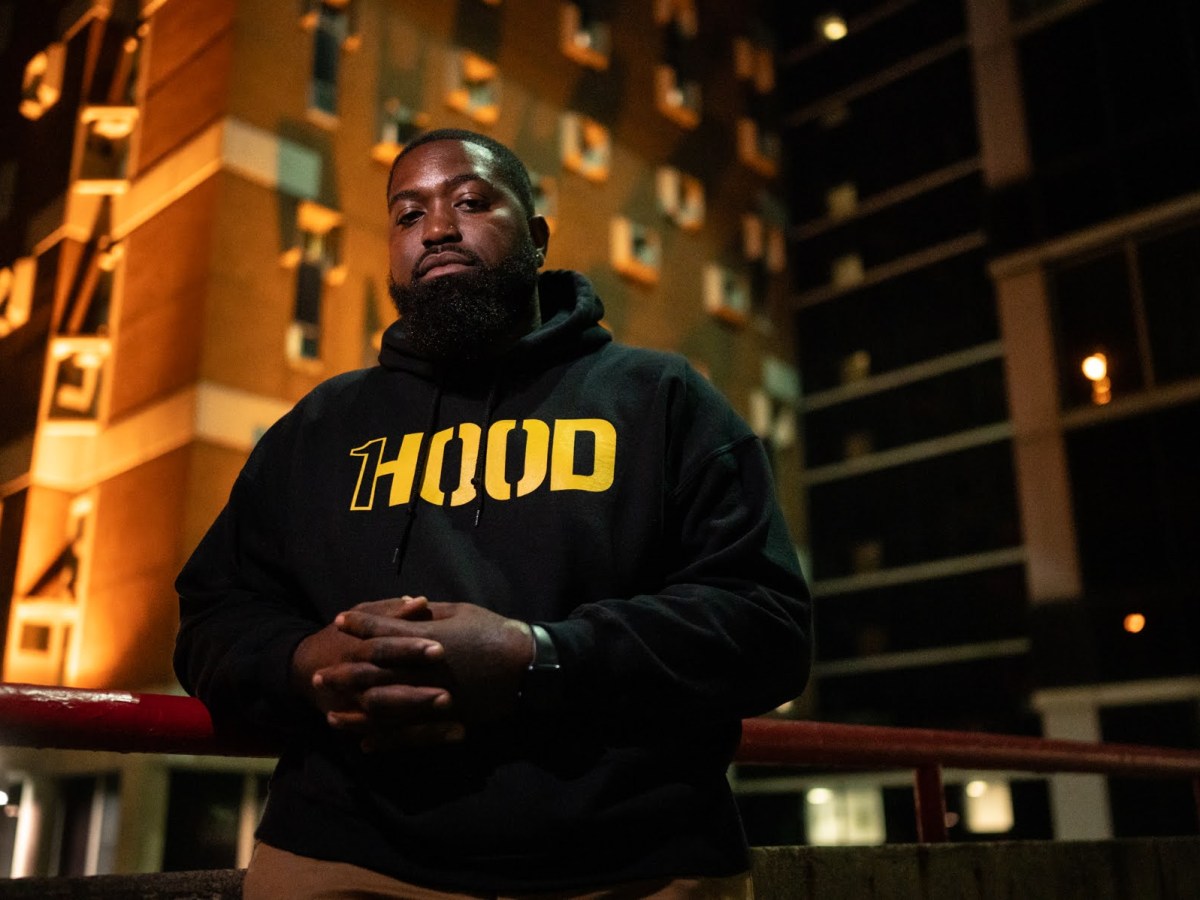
[388,242,541,362]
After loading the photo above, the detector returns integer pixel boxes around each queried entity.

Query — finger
[348,596,432,619]
[312,661,394,694]
[337,611,438,642]
[325,710,370,731]
[357,636,444,668]
[361,721,466,753]
[360,683,452,715]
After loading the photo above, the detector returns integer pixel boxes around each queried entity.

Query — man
[175,128,811,899]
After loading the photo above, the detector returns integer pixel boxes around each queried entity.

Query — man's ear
[528,216,550,264]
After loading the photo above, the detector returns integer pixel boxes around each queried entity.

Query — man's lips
[415,251,478,279]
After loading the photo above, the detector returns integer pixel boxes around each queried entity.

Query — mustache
[412,246,484,280]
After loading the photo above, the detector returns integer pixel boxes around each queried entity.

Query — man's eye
[458,196,489,210]
[396,209,422,225]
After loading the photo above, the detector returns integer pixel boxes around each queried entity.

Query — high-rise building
[0,0,801,876]
[778,0,1200,843]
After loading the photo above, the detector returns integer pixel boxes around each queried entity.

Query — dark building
[773,0,1200,843]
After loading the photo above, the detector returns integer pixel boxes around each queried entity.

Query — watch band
[519,623,563,712]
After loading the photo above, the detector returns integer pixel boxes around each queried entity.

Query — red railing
[2,683,1199,842]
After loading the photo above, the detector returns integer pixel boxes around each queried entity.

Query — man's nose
[422,207,461,244]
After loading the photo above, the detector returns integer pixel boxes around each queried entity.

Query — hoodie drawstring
[394,374,445,576]
[471,377,501,527]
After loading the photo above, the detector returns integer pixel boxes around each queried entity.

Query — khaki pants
[242,841,754,900]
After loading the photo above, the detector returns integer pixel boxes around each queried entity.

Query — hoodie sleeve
[173,416,324,739]
[540,366,813,724]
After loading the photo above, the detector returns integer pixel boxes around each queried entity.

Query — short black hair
[387,129,537,217]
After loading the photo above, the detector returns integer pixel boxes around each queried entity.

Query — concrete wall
[0,839,1196,899]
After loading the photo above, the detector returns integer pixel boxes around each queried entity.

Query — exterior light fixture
[817,14,848,42]
[806,787,833,805]
[1081,351,1112,405]
[1123,613,1146,634]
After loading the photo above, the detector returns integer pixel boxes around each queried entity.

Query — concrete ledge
[0,839,1196,899]
[750,837,1200,899]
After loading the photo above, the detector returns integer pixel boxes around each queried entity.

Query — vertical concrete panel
[994,269,1083,603]
[1041,704,1113,840]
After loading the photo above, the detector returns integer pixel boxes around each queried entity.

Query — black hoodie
[174,270,811,892]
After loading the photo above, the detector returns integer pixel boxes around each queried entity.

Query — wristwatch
[519,623,564,712]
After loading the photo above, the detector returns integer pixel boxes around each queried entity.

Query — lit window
[654,0,697,35]
[48,338,110,422]
[655,1,701,129]
[703,263,750,326]
[370,101,430,165]
[560,2,611,71]
[742,213,786,273]
[654,65,701,129]
[73,106,139,194]
[610,217,661,286]
[656,166,705,230]
[733,36,774,94]
[0,256,36,338]
[303,2,359,127]
[805,785,886,846]
[19,43,66,121]
[840,349,871,384]
[963,780,1013,834]
[736,117,780,178]
[561,112,610,182]
[282,201,344,365]
[826,182,858,220]
[55,238,121,346]
[446,52,501,126]
[7,494,94,685]
[830,252,864,288]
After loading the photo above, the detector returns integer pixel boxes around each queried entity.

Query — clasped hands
[290,596,533,751]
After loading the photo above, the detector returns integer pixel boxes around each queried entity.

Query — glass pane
[1137,223,1200,384]
[1048,250,1143,408]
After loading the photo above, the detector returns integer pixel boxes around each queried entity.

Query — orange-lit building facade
[0,0,799,875]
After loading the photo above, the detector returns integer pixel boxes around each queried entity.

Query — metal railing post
[914,763,948,842]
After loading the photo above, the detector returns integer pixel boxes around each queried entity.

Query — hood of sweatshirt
[378,269,612,379]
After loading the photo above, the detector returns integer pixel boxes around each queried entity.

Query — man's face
[386,140,548,360]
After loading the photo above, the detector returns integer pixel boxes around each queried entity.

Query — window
[655,1,701,129]
[6,493,94,686]
[560,2,611,71]
[703,263,749,326]
[370,102,430,165]
[737,117,780,178]
[73,106,139,194]
[561,112,610,182]
[742,212,786,274]
[282,201,344,365]
[19,42,65,120]
[1137,223,1200,385]
[48,339,110,421]
[733,36,774,94]
[303,2,358,126]
[656,166,704,230]
[0,256,35,338]
[1048,250,1143,409]
[445,52,501,125]
[609,217,661,285]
